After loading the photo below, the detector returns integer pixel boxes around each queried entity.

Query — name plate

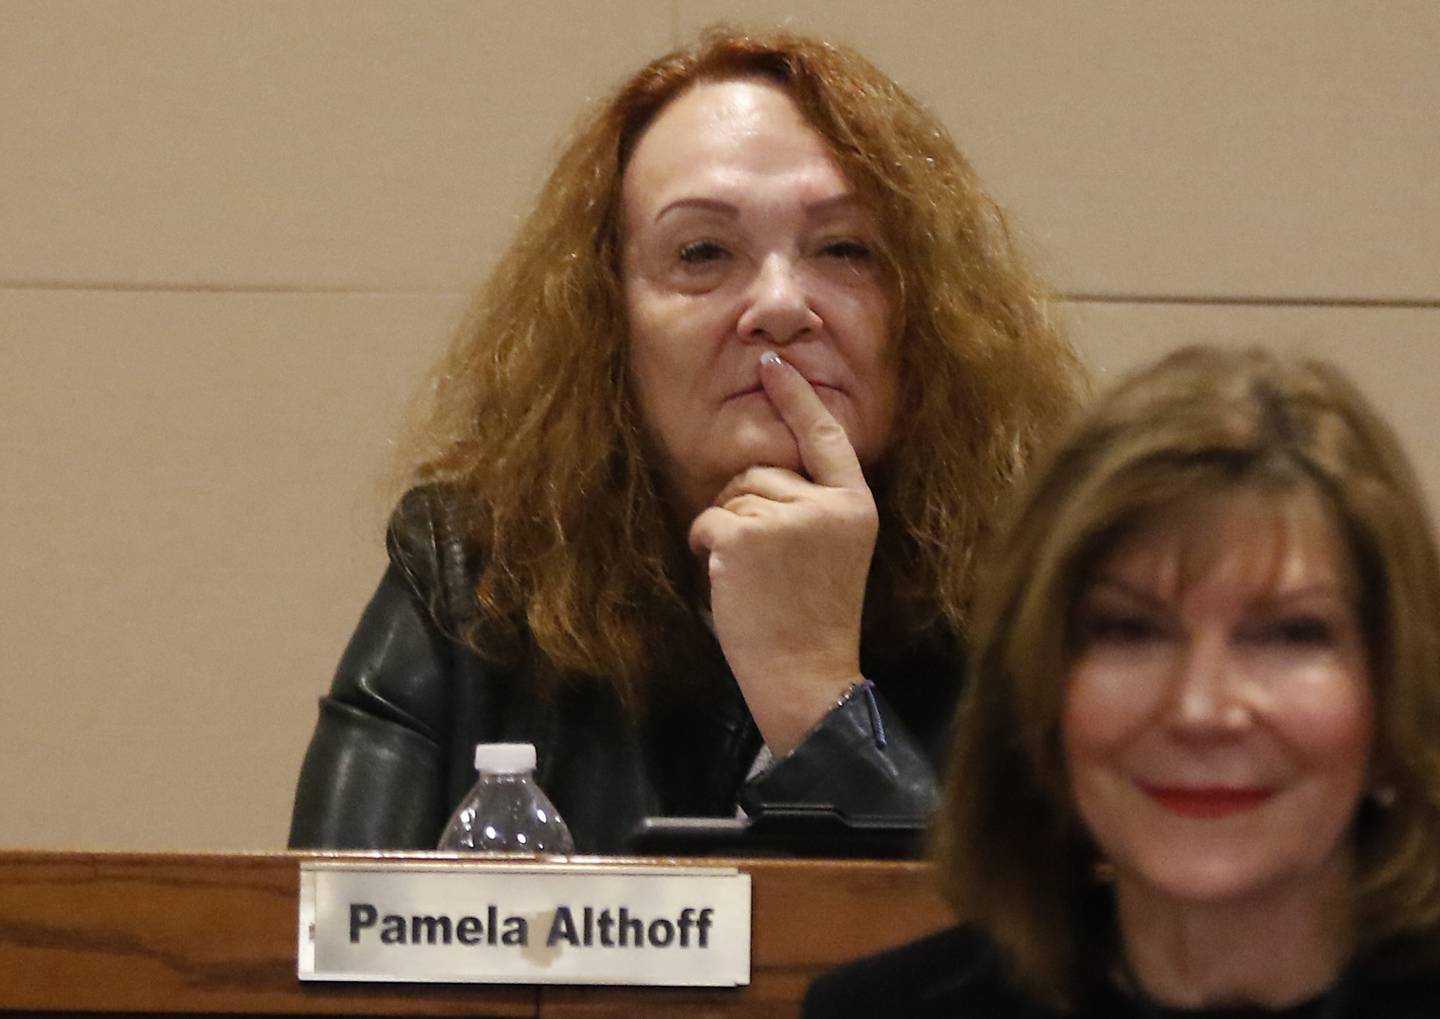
[298,859,751,986]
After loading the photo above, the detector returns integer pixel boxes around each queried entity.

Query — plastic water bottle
[436,743,575,854]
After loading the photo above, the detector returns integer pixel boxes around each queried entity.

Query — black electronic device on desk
[627,805,926,859]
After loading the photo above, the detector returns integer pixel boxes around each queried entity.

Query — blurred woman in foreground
[807,346,1440,1015]
[288,29,1081,853]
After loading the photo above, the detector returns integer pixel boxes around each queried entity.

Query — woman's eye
[677,240,728,266]
[1079,614,1163,646]
[819,239,872,261]
[1253,615,1335,647]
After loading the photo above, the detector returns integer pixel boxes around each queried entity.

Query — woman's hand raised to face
[688,351,876,757]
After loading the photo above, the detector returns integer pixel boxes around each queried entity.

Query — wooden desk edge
[0,849,953,1017]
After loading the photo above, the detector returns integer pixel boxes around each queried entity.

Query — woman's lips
[1140,784,1275,819]
[724,379,842,401]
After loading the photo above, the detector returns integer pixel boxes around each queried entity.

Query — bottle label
[298,860,750,986]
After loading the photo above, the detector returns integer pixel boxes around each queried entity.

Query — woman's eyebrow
[1079,576,1165,609]
[653,197,738,224]
[803,192,865,216]
[653,191,865,225]
[1248,583,1353,611]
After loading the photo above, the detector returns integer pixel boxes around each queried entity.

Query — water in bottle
[437,743,575,854]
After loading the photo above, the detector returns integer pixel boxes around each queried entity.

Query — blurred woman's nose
[1165,636,1252,738]
[737,254,822,345]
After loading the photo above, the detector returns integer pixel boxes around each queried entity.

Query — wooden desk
[0,851,952,1017]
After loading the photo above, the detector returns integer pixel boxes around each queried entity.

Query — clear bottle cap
[473,742,537,774]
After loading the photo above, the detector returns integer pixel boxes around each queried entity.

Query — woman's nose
[1165,638,1252,738]
[736,254,823,346]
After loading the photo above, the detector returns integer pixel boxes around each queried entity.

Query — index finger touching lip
[758,351,866,490]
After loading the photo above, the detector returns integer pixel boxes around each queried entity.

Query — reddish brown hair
[406,27,1083,704]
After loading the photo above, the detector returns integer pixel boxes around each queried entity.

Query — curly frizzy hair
[404,27,1084,706]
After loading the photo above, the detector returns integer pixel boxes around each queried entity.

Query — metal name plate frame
[298,859,751,987]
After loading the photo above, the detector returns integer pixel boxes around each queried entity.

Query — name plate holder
[298,859,751,987]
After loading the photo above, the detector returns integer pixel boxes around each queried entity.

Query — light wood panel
[0,289,463,850]
[0,0,673,291]
[678,0,1440,300]
[1067,301,1440,508]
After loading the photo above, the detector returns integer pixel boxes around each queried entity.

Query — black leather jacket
[289,488,964,854]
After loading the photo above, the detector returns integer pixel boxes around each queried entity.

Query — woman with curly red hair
[289,28,1082,853]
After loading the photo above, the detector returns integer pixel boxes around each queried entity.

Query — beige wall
[3,1,1436,850]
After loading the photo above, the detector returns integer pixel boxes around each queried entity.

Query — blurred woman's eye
[677,240,728,266]
[1079,613,1164,647]
[1251,615,1335,647]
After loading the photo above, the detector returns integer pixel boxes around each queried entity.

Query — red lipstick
[1141,785,1274,819]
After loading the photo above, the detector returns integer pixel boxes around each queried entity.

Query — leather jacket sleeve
[290,487,955,851]
[287,491,458,849]
[738,678,941,820]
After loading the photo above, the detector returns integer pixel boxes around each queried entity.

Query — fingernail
[760,351,785,368]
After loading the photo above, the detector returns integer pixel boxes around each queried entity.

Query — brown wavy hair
[934,345,1440,1008]
[405,27,1083,706]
